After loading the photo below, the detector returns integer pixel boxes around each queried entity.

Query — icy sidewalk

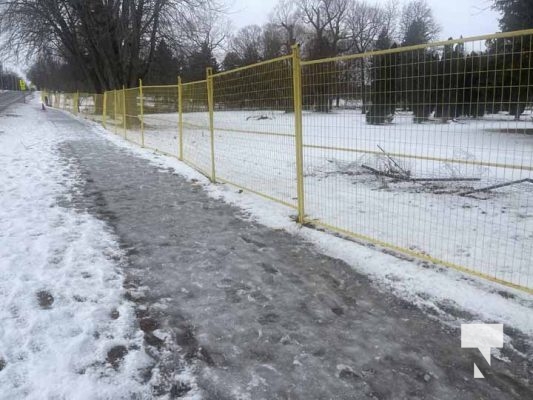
[0,101,174,399]
[51,108,532,399]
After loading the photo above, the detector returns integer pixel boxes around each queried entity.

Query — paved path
[50,108,531,400]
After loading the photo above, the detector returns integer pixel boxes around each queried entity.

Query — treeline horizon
[0,0,471,90]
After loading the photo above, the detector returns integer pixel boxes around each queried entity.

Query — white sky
[228,0,501,40]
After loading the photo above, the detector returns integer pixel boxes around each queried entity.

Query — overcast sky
[228,0,501,40]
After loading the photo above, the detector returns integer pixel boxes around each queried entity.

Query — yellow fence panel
[61,93,73,112]
[123,87,142,145]
[53,92,60,108]
[115,89,125,136]
[78,93,104,123]
[102,90,121,134]
[301,32,533,292]
[211,56,298,208]
[104,90,114,130]
[140,85,179,155]
[181,80,211,177]
[42,29,533,293]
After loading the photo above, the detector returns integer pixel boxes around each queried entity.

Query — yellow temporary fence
[43,30,533,294]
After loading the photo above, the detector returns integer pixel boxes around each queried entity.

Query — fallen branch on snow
[377,145,410,178]
[361,165,481,182]
[246,114,272,121]
[361,164,406,180]
[460,179,533,196]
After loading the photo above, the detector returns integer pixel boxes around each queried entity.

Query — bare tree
[297,0,350,58]
[230,25,264,65]
[0,0,213,91]
[262,23,285,59]
[294,0,350,112]
[226,22,285,65]
[172,3,230,58]
[345,1,395,112]
[346,1,385,54]
[271,0,305,54]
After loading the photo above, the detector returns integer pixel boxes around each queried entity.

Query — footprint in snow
[36,290,54,309]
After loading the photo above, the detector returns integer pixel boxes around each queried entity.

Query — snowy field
[96,107,533,290]
[0,99,157,399]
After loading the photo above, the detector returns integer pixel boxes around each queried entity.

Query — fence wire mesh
[181,80,211,177]
[141,85,179,155]
[301,33,533,290]
[79,93,104,123]
[122,87,141,145]
[212,56,297,207]
[46,30,533,293]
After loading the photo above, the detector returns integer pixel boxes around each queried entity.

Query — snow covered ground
[5,94,530,399]
[78,108,533,340]
[0,98,167,399]
[98,107,533,290]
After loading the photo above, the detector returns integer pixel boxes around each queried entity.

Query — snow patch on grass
[0,100,155,399]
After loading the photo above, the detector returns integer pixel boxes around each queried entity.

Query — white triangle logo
[474,363,484,379]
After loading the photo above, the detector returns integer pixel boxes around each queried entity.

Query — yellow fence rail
[43,29,533,294]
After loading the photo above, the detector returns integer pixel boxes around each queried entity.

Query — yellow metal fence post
[178,76,183,160]
[75,91,79,115]
[207,68,216,183]
[139,79,145,148]
[292,44,305,224]
[103,91,107,128]
[122,85,127,139]
[114,89,118,134]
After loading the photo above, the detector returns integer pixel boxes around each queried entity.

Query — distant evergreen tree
[364,28,394,116]
[434,39,458,120]
[304,36,337,112]
[451,41,467,118]
[366,41,398,125]
[397,0,440,120]
[491,1,533,119]
[402,19,431,46]
[182,42,219,82]
[400,18,439,123]
[145,40,181,85]
[262,23,285,60]
[462,51,489,118]
[409,50,439,123]
[400,0,440,45]
[222,52,242,71]
[485,38,531,119]
[375,29,393,52]
[493,0,533,31]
